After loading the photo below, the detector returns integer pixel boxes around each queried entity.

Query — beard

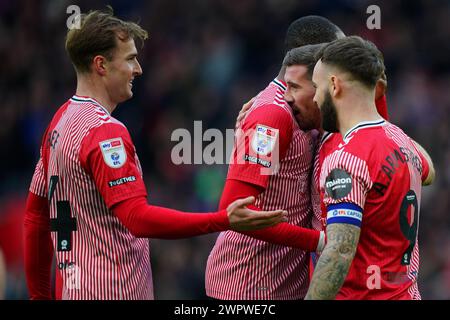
[320,91,339,133]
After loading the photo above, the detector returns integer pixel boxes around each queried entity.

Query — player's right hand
[226,196,287,231]
[235,97,256,129]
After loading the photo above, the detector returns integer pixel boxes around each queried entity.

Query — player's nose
[313,93,319,107]
[134,60,143,76]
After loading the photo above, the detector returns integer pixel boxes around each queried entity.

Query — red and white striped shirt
[319,120,429,300]
[205,79,316,299]
[29,95,152,299]
[312,96,390,233]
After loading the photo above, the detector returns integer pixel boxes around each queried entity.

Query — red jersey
[206,79,316,299]
[312,96,390,232]
[29,95,152,299]
[319,119,429,300]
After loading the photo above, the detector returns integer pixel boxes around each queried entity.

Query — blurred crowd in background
[0,0,449,299]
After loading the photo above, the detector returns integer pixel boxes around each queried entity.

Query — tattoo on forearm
[305,223,361,300]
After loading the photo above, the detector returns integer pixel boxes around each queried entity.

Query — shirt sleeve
[321,151,372,228]
[79,122,147,209]
[227,104,293,188]
[219,179,320,251]
[113,196,230,238]
[419,152,430,182]
[410,142,430,183]
[24,191,53,299]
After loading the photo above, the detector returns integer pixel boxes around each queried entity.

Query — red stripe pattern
[30,96,153,299]
[319,121,424,299]
[206,80,315,299]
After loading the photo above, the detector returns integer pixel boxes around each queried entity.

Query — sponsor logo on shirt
[108,175,136,187]
[325,168,352,199]
[99,137,127,168]
[251,125,278,156]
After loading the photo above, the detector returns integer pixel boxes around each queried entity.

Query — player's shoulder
[247,102,292,122]
[245,98,293,130]
[322,120,392,176]
[249,79,292,117]
[68,96,132,147]
[241,103,294,144]
[339,119,388,155]
[320,132,341,150]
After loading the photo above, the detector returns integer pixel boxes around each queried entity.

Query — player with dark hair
[284,15,345,52]
[205,16,344,300]
[23,8,286,300]
[305,36,434,300]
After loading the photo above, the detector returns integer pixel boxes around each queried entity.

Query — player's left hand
[227,196,287,231]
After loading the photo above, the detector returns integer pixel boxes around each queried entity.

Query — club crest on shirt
[251,125,278,156]
[99,137,126,168]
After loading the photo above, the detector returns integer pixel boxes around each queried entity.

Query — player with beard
[305,36,434,300]
[206,16,345,300]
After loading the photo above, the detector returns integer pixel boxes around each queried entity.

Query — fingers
[236,112,245,125]
[255,214,286,228]
[233,209,287,231]
[227,197,288,231]
[243,97,256,111]
[235,97,256,127]
[246,209,288,226]
[258,210,288,224]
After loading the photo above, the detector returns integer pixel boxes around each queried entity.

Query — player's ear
[329,75,341,97]
[92,55,108,76]
[375,76,387,100]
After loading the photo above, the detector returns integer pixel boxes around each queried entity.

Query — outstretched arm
[113,195,286,239]
[219,179,325,252]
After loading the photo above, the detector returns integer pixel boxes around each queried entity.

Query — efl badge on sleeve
[99,138,127,169]
[251,125,278,156]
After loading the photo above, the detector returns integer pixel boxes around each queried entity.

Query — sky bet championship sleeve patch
[327,202,363,227]
[325,168,353,199]
[251,124,278,156]
[99,137,127,169]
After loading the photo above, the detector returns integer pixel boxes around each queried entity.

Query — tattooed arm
[305,223,361,300]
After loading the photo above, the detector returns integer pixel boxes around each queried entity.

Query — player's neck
[337,94,381,138]
[75,75,117,114]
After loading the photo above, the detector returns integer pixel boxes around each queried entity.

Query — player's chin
[124,88,134,99]
[117,91,133,104]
